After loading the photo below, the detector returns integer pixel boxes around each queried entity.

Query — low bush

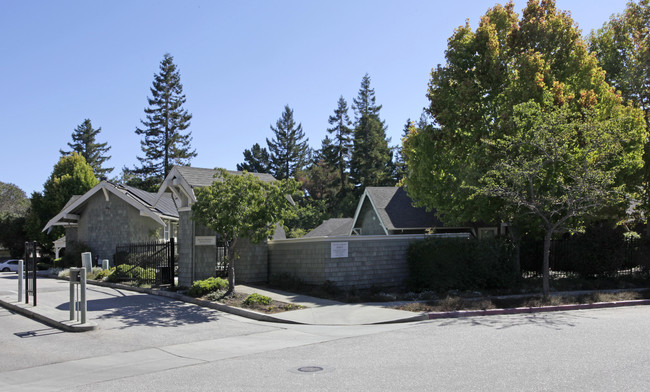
[408,238,519,292]
[105,264,153,285]
[243,293,273,306]
[188,277,229,297]
[91,267,112,281]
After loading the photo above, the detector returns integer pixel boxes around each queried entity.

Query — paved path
[0,273,427,331]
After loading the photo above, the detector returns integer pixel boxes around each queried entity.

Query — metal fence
[520,238,650,279]
[114,239,176,287]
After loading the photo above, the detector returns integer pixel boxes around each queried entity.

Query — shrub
[408,238,518,292]
[188,277,229,297]
[105,264,153,285]
[61,241,92,268]
[243,293,273,306]
[91,268,112,281]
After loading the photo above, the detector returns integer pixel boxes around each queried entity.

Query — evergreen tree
[129,53,195,191]
[236,143,271,173]
[325,96,354,195]
[60,119,113,178]
[350,74,395,188]
[394,119,414,182]
[266,105,311,180]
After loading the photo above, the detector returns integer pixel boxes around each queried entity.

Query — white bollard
[101,259,109,270]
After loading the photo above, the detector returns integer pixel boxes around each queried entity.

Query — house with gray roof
[349,187,500,238]
[304,187,498,238]
[43,181,179,263]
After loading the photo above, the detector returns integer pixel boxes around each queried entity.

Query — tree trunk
[225,238,238,297]
[542,230,552,299]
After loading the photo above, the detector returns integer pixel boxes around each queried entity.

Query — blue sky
[0,0,628,196]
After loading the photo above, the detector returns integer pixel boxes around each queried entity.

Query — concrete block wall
[268,235,426,289]
[234,238,268,283]
[268,240,327,284]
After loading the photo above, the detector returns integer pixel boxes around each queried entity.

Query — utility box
[101,259,109,270]
[81,252,92,271]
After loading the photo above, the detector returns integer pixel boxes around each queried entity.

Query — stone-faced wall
[177,209,194,287]
[76,192,163,262]
[268,235,426,289]
[176,214,270,287]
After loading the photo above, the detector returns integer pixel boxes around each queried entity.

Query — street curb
[85,279,305,324]
[427,299,650,319]
[0,297,97,332]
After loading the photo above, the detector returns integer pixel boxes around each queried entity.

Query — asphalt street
[1,279,649,391]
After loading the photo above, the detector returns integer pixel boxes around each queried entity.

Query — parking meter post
[80,267,87,324]
[18,260,23,302]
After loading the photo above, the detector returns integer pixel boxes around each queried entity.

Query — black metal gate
[24,241,37,305]
[114,239,175,287]
[216,236,228,277]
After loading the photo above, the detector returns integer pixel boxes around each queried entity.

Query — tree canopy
[403,0,646,227]
[0,182,29,218]
[266,105,311,180]
[128,53,195,191]
[590,0,650,211]
[25,153,98,248]
[191,169,299,294]
[350,74,395,189]
[60,119,113,178]
[475,101,644,296]
[236,143,271,173]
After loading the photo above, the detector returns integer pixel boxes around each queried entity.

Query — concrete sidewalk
[0,273,428,331]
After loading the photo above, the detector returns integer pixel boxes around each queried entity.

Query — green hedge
[408,238,518,292]
[188,277,229,297]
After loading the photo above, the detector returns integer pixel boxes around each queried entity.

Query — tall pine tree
[237,143,271,173]
[325,96,354,195]
[60,119,113,178]
[350,74,395,189]
[129,53,195,191]
[266,105,311,180]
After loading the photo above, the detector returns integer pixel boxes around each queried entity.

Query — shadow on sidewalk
[55,295,222,329]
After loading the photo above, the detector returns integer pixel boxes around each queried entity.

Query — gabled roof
[43,181,178,232]
[156,166,277,207]
[351,187,443,234]
[303,218,354,238]
[176,166,275,188]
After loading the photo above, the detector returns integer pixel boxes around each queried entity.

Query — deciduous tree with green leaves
[403,0,647,295]
[60,119,113,178]
[128,53,195,191]
[590,0,650,213]
[25,153,99,250]
[191,169,299,295]
[0,182,29,257]
[474,102,644,297]
[404,0,645,226]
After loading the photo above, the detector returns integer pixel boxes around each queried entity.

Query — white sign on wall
[195,236,216,246]
[331,242,348,258]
